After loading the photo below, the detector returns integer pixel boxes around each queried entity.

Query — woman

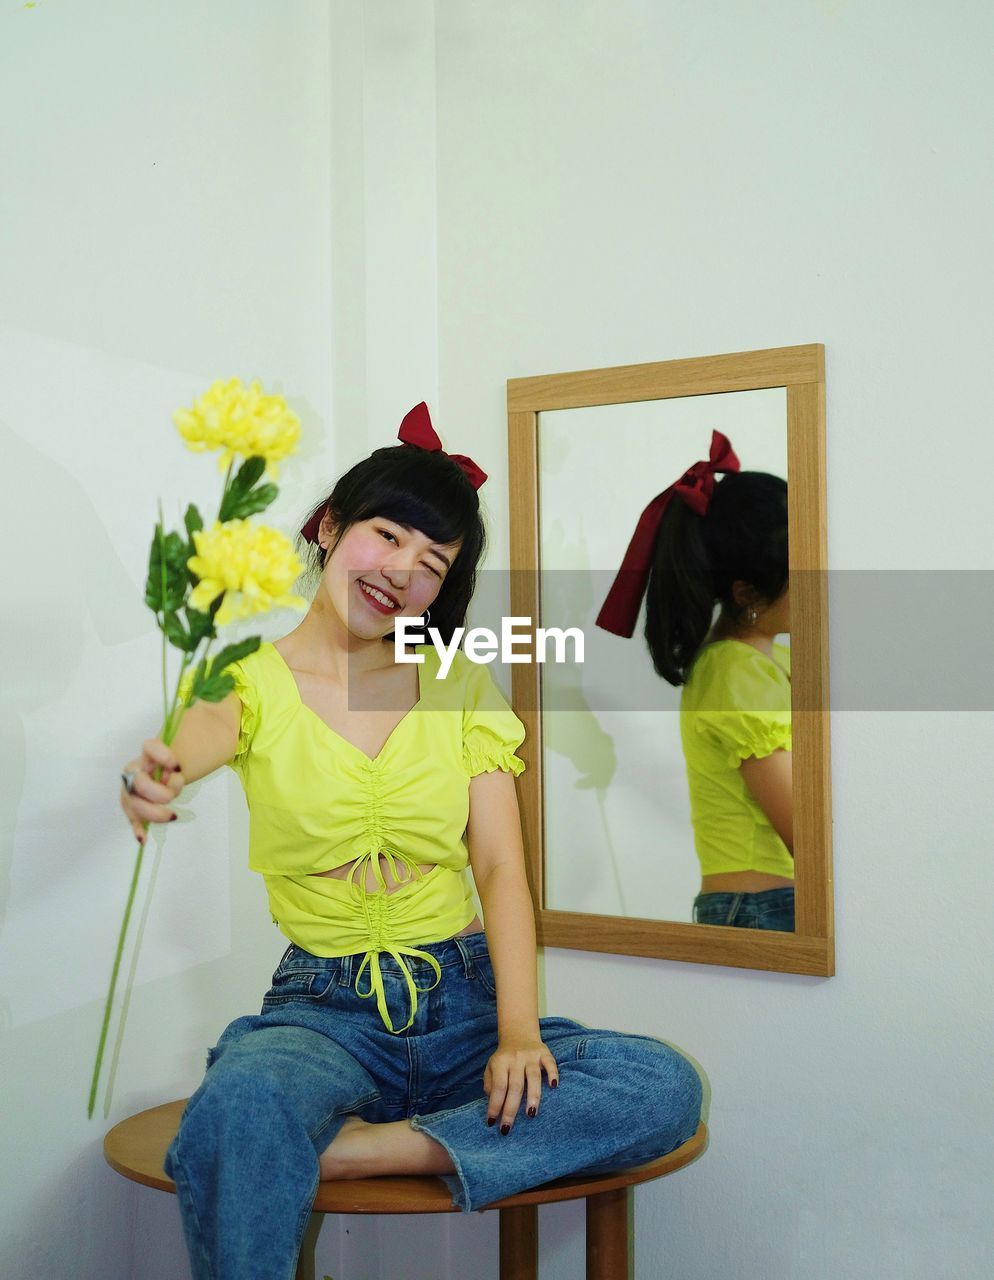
[597,430,794,932]
[119,406,702,1280]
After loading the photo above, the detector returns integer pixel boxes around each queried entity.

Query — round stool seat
[105,1099,707,1277]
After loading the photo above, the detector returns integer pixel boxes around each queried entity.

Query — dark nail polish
[170,813,178,821]
[486,1117,495,1127]
[550,1079,558,1089]
[527,1106,537,1118]
[500,1124,510,1136]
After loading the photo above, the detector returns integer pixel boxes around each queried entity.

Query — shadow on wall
[0,418,148,1034]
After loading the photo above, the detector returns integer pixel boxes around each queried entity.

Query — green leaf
[222,483,279,521]
[184,656,210,703]
[162,610,193,652]
[233,455,266,492]
[145,526,191,613]
[218,454,281,522]
[210,636,261,678]
[183,502,204,541]
[185,605,216,647]
[197,673,235,703]
[182,655,228,703]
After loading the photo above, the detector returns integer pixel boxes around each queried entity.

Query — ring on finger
[121,769,138,796]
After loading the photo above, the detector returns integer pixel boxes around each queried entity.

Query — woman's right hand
[120,739,185,844]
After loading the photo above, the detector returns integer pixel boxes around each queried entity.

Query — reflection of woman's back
[596,431,794,932]
[680,639,792,919]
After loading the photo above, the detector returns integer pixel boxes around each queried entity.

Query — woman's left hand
[484,1036,559,1133]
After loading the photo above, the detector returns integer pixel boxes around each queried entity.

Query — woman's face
[319,513,462,640]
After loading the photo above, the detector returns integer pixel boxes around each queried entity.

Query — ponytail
[644,471,788,685]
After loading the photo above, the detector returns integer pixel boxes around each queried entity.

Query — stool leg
[294,1212,321,1280]
[585,1187,630,1280]
[499,1204,538,1280]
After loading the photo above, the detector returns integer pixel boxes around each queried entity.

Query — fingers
[485,1060,554,1132]
[484,1044,560,1133]
[523,1061,543,1119]
[485,1062,507,1129]
[120,739,185,842]
[521,1052,559,1120]
[499,1070,525,1134]
[141,738,182,778]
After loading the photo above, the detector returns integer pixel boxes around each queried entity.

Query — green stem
[91,462,235,1116]
[88,832,147,1118]
[157,500,169,729]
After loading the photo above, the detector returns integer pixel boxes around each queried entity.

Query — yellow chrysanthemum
[187,520,307,626]
[173,378,301,480]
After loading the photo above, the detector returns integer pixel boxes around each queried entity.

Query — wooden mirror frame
[506,344,834,976]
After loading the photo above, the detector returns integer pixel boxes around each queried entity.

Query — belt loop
[453,934,475,978]
[339,952,354,985]
[727,893,744,926]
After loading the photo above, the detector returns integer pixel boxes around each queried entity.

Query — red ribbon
[594,430,741,638]
[397,402,488,490]
[300,402,487,544]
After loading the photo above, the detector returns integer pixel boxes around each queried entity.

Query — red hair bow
[594,430,741,638]
[398,402,488,490]
[300,402,487,545]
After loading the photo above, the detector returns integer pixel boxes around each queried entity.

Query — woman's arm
[466,769,558,1131]
[169,691,242,782]
[738,748,793,853]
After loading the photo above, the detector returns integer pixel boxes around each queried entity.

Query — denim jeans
[693,886,795,931]
[164,930,702,1280]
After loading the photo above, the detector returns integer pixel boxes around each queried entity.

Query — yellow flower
[173,378,301,480]
[187,520,307,626]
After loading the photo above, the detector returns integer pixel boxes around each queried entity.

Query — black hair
[297,444,486,644]
[644,471,788,685]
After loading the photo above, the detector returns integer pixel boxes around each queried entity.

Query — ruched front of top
[679,638,793,878]
[195,641,527,1032]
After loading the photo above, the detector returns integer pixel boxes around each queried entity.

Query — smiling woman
[123,404,703,1279]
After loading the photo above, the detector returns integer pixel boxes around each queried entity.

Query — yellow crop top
[679,638,793,879]
[183,642,526,1032]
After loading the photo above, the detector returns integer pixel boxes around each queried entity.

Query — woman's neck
[279,598,394,682]
[706,619,777,658]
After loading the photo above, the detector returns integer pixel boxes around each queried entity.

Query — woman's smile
[356,577,403,614]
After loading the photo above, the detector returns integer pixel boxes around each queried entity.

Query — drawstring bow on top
[347,848,442,1034]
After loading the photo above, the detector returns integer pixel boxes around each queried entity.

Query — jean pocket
[471,953,499,998]
[261,966,341,1006]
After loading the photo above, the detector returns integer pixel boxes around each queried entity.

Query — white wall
[0,2,335,1276]
[3,2,992,1278]
[433,2,994,1278]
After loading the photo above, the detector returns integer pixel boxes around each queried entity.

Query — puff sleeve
[693,653,791,770]
[177,657,259,763]
[460,657,527,777]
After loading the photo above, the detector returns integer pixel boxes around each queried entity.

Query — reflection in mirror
[538,389,792,929]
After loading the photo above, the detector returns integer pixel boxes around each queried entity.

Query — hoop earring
[422,607,431,627]
[747,608,758,626]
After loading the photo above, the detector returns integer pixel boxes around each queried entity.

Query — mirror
[506,345,833,975]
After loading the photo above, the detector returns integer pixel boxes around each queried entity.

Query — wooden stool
[105,1099,707,1279]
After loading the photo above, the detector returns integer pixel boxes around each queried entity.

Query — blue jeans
[164,931,702,1280]
[693,887,795,931]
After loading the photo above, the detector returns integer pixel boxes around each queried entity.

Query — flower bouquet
[89,379,307,1117]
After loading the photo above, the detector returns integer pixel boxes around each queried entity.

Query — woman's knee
[586,1033,703,1132]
